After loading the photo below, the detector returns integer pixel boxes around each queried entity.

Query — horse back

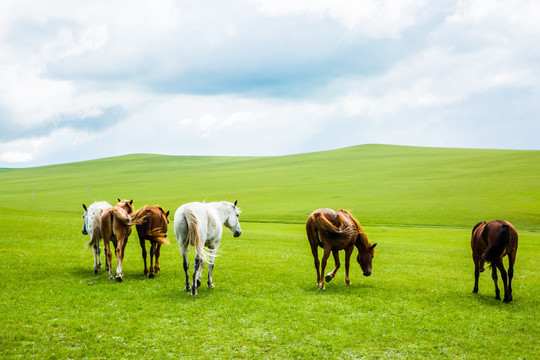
[307,208,356,250]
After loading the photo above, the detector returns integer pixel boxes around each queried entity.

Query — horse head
[82,203,89,235]
[116,198,134,214]
[224,200,242,238]
[356,242,377,276]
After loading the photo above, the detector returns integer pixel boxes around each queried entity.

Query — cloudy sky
[0,0,538,167]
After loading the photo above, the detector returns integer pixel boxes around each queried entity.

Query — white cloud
[0,151,34,163]
[250,0,428,38]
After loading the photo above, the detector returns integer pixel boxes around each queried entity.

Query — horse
[471,220,518,302]
[306,208,377,290]
[135,205,170,278]
[101,199,148,282]
[174,200,242,296]
[81,201,113,274]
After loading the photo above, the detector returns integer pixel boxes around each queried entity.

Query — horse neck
[210,202,230,224]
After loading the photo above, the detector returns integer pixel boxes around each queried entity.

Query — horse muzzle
[82,229,88,235]
[363,270,372,277]
[233,230,242,238]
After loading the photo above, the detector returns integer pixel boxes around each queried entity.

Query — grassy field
[0,144,539,359]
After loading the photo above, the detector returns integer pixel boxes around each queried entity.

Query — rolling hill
[0,144,538,230]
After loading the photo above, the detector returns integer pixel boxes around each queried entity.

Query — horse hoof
[325,274,333,282]
[196,280,201,288]
[208,283,215,289]
[149,273,154,279]
[116,277,123,283]
[93,269,98,275]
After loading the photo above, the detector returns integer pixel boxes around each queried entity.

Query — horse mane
[339,209,371,248]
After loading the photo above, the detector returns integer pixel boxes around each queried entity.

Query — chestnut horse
[471,220,518,302]
[135,206,170,278]
[101,199,148,282]
[306,208,376,290]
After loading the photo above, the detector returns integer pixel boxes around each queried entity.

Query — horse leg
[92,241,100,275]
[180,243,190,291]
[473,257,481,293]
[155,244,161,273]
[195,258,205,288]
[103,233,114,280]
[139,234,148,276]
[325,249,341,283]
[191,254,202,296]
[344,245,354,285]
[149,242,156,279]
[207,247,219,289]
[491,265,500,300]
[507,253,516,302]
[309,242,321,289]
[115,237,126,282]
[320,245,332,290]
[496,261,510,303]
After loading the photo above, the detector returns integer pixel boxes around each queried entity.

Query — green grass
[0,144,539,359]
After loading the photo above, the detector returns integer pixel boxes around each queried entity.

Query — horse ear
[129,199,133,205]
[370,243,377,249]
[166,211,170,217]
[83,204,87,211]
[234,200,238,206]
[117,198,121,202]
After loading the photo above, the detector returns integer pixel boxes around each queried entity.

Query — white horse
[174,200,242,295]
[81,201,113,274]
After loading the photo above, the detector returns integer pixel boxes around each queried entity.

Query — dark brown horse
[135,206,170,278]
[306,208,377,290]
[471,220,518,302]
[101,199,148,282]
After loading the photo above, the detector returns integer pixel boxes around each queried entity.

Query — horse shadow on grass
[69,265,161,284]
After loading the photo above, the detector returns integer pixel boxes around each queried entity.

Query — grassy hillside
[1,144,538,230]
[1,145,539,359]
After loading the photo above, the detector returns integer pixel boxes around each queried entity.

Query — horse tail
[129,207,151,225]
[87,208,104,248]
[312,211,356,237]
[184,208,209,263]
[146,228,170,245]
[110,207,149,226]
[482,224,510,265]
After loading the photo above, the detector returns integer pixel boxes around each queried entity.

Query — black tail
[482,225,510,265]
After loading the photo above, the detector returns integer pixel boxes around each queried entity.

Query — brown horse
[306,208,377,290]
[471,220,518,302]
[101,199,148,282]
[135,206,170,278]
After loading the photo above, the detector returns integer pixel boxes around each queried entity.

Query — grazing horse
[471,220,518,302]
[81,201,113,274]
[174,200,242,296]
[306,208,377,290]
[135,206,170,278]
[101,199,148,282]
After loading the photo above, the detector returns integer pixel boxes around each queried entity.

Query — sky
[0,0,539,168]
